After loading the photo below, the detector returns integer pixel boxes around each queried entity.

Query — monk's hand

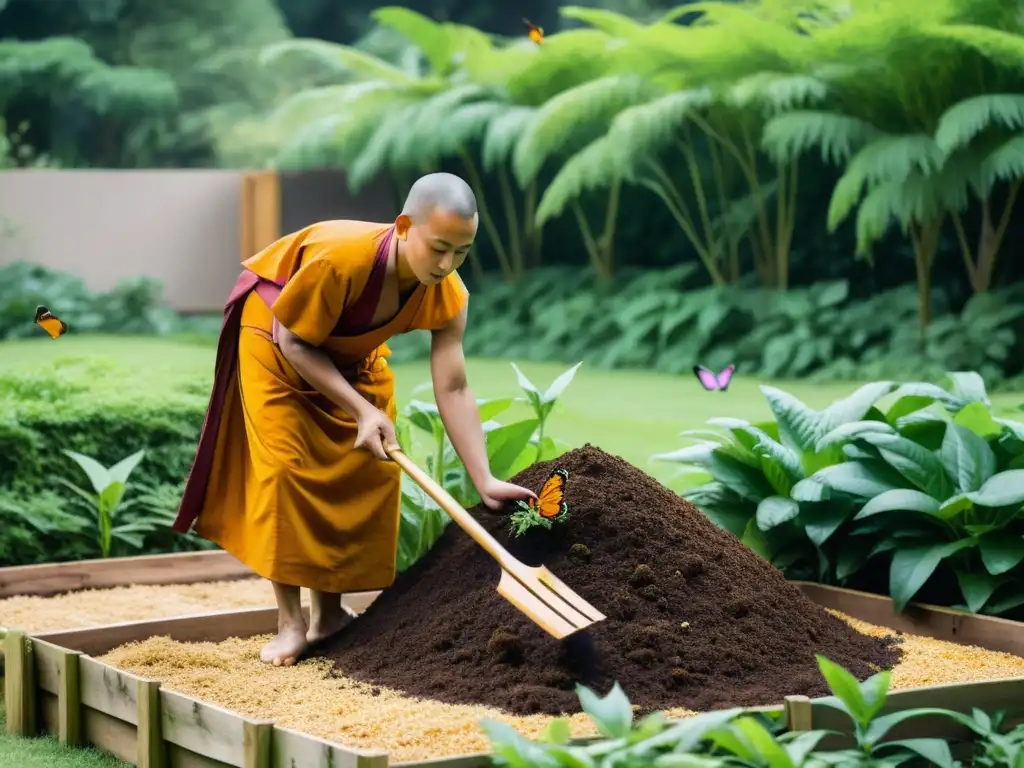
[477,476,536,511]
[354,406,397,461]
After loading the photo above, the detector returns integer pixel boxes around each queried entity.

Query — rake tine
[535,566,607,622]
[497,572,579,639]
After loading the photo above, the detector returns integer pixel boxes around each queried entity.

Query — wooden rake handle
[384,445,514,570]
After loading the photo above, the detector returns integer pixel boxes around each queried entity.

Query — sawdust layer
[100,613,1024,764]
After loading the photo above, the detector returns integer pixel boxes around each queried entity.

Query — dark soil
[321,445,901,715]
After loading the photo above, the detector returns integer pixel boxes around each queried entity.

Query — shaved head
[401,172,478,222]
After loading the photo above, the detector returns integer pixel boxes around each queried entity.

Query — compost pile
[322,445,901,715]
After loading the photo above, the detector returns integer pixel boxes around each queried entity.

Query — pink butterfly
[693,364,735,392]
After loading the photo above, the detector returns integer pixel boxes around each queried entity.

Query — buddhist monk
[172,173,536,665]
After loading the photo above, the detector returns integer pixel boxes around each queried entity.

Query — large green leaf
[707,450,775,502]
[816,420,895,451]
[755,495,799,532]
[954,402,1002,438]
[811,462,902,499]
[760,386,819,453]
[62,450,111,495]
[979,533,1024,575]
[946,371,989,406]
[485,419,540,480]
[956,569,1000,613]
[802,505,853,546]
[685,483,754,538]
[939,422,997,493]
[858,433,955,500]
[853,489,940,520]
[817,381,898,435]
[968,470,1024,508]
[107,449,146,485]
[890,540,974,611]
[754,436,804,495]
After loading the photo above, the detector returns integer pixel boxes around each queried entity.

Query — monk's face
[400,207,477,285]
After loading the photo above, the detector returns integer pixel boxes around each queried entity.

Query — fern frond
[482,107,536,171]
[394,83,495,165]
[853,173,951,253]
[934,94,1024,155]
[535,136,620,225]
[259,39,413,83]
[266,82,393,132]
[847,134,944,186]
[978,135,1024,192]
[512,75,657,184]
[728,72,829,114]
[559,6,649,37]
[604,88,713,172]
[348,101,427,191]
[272,85,406,171]
[827,134,944,232]
[274,115,351,170]
[921,23,1024,71]
[761,111,882,164]
[371,7,454,75]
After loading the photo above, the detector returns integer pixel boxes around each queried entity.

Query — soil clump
[321,445,901,715]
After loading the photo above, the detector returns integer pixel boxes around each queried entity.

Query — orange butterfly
[523,18,544,45]
[529,468,568,519]
[34,305,68,339]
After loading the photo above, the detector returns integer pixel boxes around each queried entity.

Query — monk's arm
[431,306,492,487]
[277,325,375,418]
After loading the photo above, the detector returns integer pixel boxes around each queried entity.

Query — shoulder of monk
[301,220,391,255]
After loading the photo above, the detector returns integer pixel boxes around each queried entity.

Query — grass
[3,333,1022,489]
[0,700,129,768]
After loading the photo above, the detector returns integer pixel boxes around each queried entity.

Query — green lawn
[0,701,129,768]
[3,333,1022,489]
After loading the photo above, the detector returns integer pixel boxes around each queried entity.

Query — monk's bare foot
[260,624,307,667]
[305,610,349,646]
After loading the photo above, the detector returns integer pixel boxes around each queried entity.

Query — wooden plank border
[794,581,1024,657]
[0,550,255,599]
[4,585,1024,766]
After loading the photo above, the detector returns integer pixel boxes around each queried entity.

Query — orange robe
[172,221,468,593]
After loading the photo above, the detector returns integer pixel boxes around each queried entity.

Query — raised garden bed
[3,584,1024,767]
[0,551,254,599]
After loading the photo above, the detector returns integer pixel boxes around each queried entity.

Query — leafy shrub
[482,654,1005,766]
[0,261,192,339]
[655,372,1024,615]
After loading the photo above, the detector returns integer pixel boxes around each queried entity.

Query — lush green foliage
[655,372,1024,615]
[254,0,1024,324]
[0,262,221,340]
[483,654,1017,767]
[387,269,1024,387]
[0,351,212,565]
[394,362,578,569]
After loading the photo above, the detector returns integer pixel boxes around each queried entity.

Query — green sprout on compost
[509,500,568,536]
[509,469,570,537]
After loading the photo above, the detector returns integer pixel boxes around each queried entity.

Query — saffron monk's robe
[172,221,468,593]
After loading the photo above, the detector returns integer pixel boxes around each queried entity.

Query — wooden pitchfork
[385,445,605,639]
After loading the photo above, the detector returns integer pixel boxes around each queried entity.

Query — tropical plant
[655,372,1024,615]
[761,4,1024,326]
[481,655,975,766]
[510,361,581,466]
[394,374,555,571]
[1,449,178,558]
